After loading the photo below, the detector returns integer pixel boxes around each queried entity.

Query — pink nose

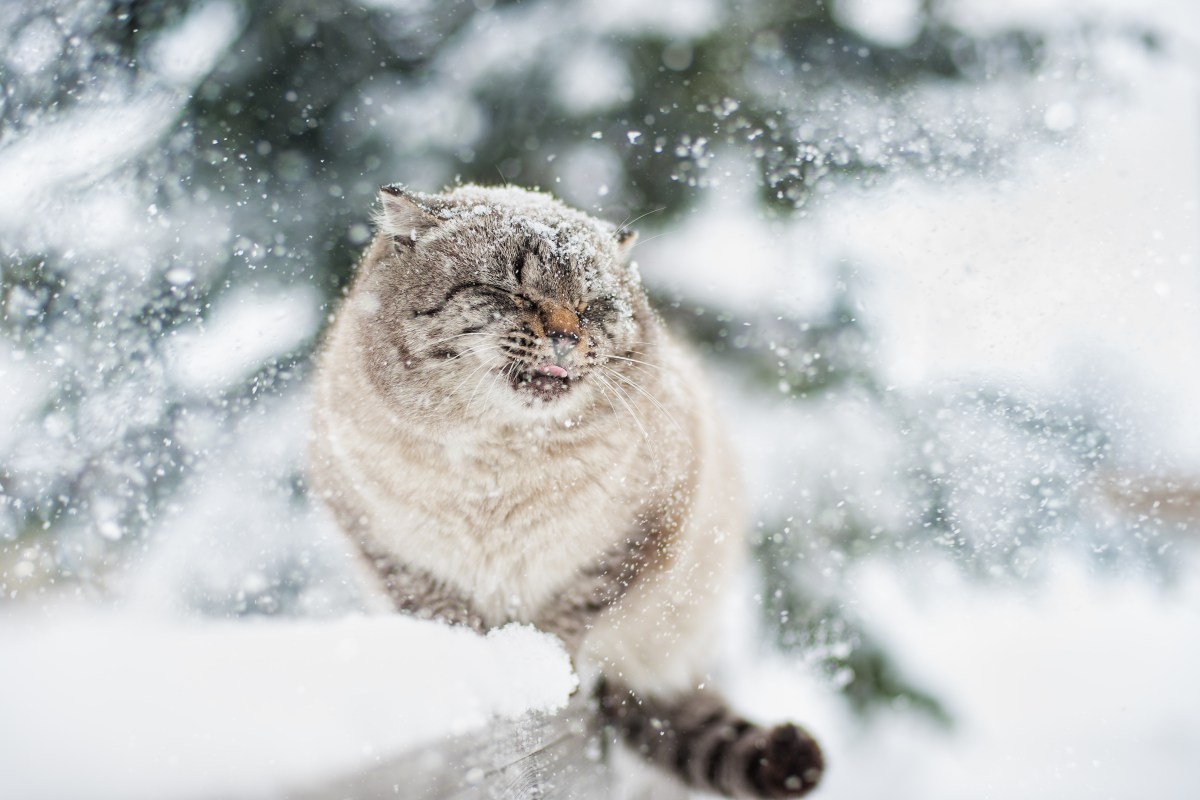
[549,331,578,360]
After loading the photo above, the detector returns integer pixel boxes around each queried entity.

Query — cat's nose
[540,301,581,362]
[541,302,579,334]
[549,331,579,361]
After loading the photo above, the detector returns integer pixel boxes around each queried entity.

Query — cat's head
[346,183,653,425]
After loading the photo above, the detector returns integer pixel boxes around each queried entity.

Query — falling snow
[1,0,1199,798]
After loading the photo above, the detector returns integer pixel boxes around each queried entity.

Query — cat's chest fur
[359,421,648,623]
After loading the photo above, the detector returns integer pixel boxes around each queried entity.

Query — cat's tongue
[534,363,569,379]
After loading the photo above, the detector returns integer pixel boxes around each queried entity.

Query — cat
[309,183,824,798]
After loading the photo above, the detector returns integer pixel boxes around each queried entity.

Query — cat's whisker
[590,372,623,426]
[463,355,507,414]
[626,347,676,366]
[604,354,665,373]
[425,330,501,346]
[627,230,671,251]
[420,331,502,355]
[594,371,647,439]
[621,343,664,360]
[592,377,626,433]
[439,342,502,364]
[602,366,682,433]
[592,376,624,419]
[616,206,666,236]
[436,356,499,412]
[479,357,523,416]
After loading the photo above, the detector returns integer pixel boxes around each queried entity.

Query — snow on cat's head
[348,183,652,427]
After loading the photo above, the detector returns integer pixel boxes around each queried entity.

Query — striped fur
[598,679,824,798]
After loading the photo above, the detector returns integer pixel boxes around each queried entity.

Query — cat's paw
[744,723,824,798]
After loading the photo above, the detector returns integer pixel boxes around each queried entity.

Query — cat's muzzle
[513,363,574,400]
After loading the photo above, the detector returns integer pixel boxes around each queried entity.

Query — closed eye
[413,282,516,317]
[581,296,617,325]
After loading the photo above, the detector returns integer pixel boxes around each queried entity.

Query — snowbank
[726,558,1200,800]
[0,611,577,800]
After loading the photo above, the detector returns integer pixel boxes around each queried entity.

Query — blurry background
[1,0,1198,798]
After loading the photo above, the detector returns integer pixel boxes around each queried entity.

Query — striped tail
[597,678,824,798]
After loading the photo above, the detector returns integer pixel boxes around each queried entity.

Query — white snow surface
[4,565,1197,800]
[0,611,577,800]
[726,557,1200,800]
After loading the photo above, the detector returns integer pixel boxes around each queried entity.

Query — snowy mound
[0,612,577,800]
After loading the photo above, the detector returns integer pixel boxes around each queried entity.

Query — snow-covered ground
[3,556,1196,799]
[0,612,575,800]
[732,557,1200,800]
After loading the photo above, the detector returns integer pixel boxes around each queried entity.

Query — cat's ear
[377,184,441,247]
[615,227,638,259]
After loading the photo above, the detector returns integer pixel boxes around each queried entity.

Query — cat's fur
[309,184,823,798]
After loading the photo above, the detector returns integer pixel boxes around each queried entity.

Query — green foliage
[758,528,951,724]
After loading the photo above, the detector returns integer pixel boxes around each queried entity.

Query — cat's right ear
[377,184,440,247]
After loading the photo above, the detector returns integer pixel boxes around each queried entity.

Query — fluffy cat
[309,183,823,798]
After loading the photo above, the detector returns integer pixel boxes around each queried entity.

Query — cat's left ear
[377,184,441,247]
[615,228,638,259]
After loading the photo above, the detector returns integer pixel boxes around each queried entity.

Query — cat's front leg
[532,530,664,654]
[361,543,487,633]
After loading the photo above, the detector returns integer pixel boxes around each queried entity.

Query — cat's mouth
[512,363,574,400]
